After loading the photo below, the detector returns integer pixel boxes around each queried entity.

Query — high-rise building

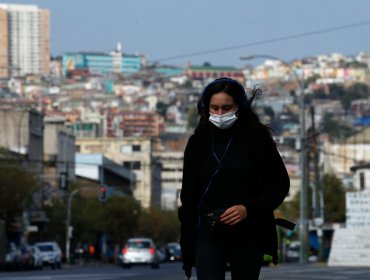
[0,4,50,78]
[0,9,8,78]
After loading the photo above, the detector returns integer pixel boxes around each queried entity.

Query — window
[123,161,141,170]
[132,144,141,152]
[127,241,150,249]
[121,144,141,153]
[360,172,365,191]
[120,145,132,153]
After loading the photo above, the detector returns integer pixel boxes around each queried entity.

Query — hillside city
[1,2,370,270]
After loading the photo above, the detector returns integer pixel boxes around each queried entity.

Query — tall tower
[0,4,50,78]
[112,42,123,73]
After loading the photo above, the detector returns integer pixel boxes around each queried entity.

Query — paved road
[260,263,370,280]
[1,262,370,279]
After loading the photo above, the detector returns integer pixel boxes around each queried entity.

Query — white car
[121,238,160,269]
[34,242,62,269]
[30,245,43,270]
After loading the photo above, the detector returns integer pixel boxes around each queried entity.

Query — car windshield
[169,246,181,254]
[37,245,54,252]
[127,241,151,249]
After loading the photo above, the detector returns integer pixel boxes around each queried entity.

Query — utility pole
[240,54,309,263]
[298,85,308,264]
[66,189,78,264]
[310,106,325,261]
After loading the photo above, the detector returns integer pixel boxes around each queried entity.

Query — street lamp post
[240,55,308,263]
[66,189,79,264]
[18,109,29,154]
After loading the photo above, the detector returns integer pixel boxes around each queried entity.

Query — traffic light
[99,185,107,202]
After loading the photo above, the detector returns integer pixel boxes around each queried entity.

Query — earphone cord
[195,132,234,230]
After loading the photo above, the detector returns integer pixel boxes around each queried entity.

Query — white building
[350,164,370,191]
[323,128,370,178]
[152,151,183,210]
[0,3,50,77]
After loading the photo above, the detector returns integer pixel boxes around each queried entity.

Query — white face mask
[209,110,238,129]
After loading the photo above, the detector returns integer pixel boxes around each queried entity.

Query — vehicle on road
[285,241,300,262]
[17,244,34,270]
[165,242,181,262]
[4,243,21,271]
[34,242,62,269]
[156,246,167,263]
[0,220,5,270]
[121,238,160,269]
[30,245,43,270]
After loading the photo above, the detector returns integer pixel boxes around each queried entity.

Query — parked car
[121,238,160,269]
[285,241,300,262]
[4,243,21,270]
[17,245,34,270]
[30,245,43,270]
[165,242,182,262]
[0,220,6,271]
[156,246,167,263]
[34,242,62,269]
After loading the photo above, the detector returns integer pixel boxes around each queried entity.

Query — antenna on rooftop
[117,42,122,53]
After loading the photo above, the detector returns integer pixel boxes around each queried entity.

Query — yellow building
[76,137,153,208]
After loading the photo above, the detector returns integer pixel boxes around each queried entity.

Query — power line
[154,20,370,62]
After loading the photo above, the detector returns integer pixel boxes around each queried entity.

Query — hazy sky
[3,0,370,67]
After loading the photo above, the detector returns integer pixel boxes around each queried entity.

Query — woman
[178,77,290,280]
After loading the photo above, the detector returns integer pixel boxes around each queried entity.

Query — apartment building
[185,65,244,82]
[75,137,153,208]
[121,111,163,137]
[0,9,8,78]
[152,150,183,210]
[323,128,370,177]
[62,47,142,77]
[106,111,164,138]
[43,117,75,200]
[0,3,50,78]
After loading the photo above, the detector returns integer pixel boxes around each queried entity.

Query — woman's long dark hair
[195,77,269,133]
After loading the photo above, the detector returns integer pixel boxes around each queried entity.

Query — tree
[263,106,275,121]
[0,154,39,229]
[43,198,67,242]
[304,74,321,88]
[156,101,169,117]
[278,173,346,224]
[71,196,105,244]
[102,196,141,244]
[135,207,180,245]
[321,113,354,140]
[328,84,345,100]
[341,83,370,113]
[187,106,199,129]
[278,189,300,222]
[43,194,180,253]
[322,174,346,223]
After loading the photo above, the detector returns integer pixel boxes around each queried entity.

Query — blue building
[154,65,184,77]
[62,51,141,76]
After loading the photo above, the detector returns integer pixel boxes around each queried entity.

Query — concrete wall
[0,109,30,153]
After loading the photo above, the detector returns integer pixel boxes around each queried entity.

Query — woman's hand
[219,205,247,225]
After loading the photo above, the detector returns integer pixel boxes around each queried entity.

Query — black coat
[178,121,290,273]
